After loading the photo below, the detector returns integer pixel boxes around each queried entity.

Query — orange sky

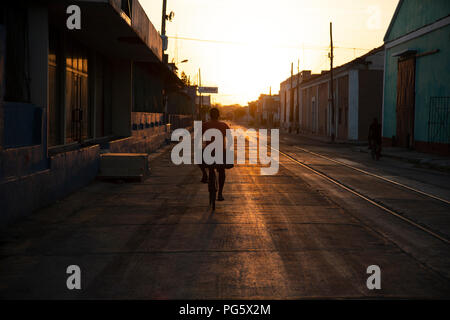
[140,0,399,106]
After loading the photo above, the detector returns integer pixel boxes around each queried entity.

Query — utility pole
[297,59,300,130]
[161,0,168,123]
[199,68,202,120]
[161,0,167,39]
[290,62,293,88]
[329,22,335,142]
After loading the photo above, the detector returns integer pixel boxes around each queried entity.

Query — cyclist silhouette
[368,117,382,160]
[199,108,230,201]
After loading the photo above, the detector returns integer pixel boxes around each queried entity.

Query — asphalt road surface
[1,123,449,299]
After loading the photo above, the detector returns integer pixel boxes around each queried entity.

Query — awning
[47,0,162,63]
[391,49,417,57]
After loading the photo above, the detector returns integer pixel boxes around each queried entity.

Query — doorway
[311,97,318,133]
[396,57,416,148]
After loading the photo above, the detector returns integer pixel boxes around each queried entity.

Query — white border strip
[385,15,450,49]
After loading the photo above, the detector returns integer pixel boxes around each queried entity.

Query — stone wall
[0,145,99,227]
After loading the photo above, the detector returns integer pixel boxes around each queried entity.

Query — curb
[354,147,450,172]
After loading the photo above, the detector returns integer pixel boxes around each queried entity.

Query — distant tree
[233,108,247,120]
[180,71,190,86]
[224,112,234,120]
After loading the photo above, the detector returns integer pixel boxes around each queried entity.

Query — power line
[166,35,371,52]
[317,54,330,70]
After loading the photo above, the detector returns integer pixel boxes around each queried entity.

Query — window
[1,5,43,148]
[65,38,90,144]
[133,62,163,113]
[96,54,113,137]
[2,5,30,102]
[48,29,62,146]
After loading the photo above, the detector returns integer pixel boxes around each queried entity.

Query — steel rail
[275,148,450,245]
[294,146,450,206]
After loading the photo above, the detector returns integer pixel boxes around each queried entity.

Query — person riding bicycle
[199,108,231,201]
[368,117,382,160]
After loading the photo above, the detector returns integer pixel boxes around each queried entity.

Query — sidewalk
[283,129,366,146]
[281,129,450,171]
[353,146,450,171]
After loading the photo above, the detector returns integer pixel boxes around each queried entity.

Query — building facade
[0,0,189,226]
[255,94,280,127]
[279,48,384,142]
[279,71,314,132]
[382,0,450,154]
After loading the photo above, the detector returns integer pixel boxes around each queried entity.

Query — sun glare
[140,0,399,105]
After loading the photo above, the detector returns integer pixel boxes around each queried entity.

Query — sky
[140,0,399,106]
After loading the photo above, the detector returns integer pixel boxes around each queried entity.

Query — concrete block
[99,153,149,180]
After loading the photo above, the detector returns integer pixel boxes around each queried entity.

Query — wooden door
[396,57,416,148]
[337,76,349,140]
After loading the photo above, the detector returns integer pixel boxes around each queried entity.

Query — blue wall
[383,24,450,142]
[385,0,450,42]
[0,145,100,226]
[3,102,42,148]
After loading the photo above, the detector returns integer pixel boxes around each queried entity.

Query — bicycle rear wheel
[208,167,217,211]
[210,189,216,211]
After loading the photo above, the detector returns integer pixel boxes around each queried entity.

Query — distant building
[195,95,211,108]
[279,71,315,132]
[280,47,385,141]
[256,94,280,126]
[247,100,258,122]
[165,64,196,118]
[382,0,450,154]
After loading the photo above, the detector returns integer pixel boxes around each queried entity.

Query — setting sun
[141,0,399,105]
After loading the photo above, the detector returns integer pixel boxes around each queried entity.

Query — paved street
[1,126,450,299]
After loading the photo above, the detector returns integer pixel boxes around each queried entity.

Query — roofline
[281,44,384,87]
[280,70,313,86]
[383,0,404,42]
[284,45,384,87]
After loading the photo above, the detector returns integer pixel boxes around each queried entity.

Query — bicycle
[208,165,218,211]
[369,139,381,161]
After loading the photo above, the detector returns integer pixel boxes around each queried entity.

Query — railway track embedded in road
[294,146,450,206]
[275,147,450,245]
